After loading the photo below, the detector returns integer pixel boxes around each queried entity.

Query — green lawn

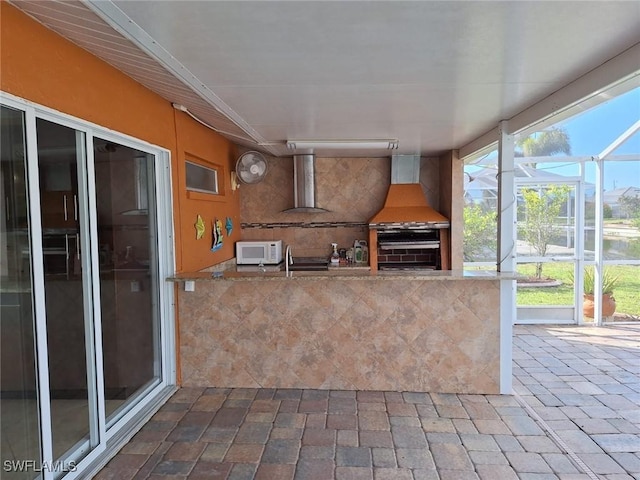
[516,263,640,317]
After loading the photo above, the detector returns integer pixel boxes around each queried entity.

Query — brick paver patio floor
[96,324,640,479]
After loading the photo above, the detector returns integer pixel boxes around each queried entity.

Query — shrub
[582,266,619,295]
[463,204,496,261]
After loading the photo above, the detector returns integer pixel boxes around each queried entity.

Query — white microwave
[236,240,283,265]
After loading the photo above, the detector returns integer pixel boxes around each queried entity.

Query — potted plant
[581,267,619,318]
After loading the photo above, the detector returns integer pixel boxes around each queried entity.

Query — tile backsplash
[241,223,370,258]
[240,156,440,257]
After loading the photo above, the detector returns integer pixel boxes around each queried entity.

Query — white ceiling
[11,1,640,157]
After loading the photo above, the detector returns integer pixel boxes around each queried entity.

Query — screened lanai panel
[463,146,499,265]
[602,159,640,262]
[516,261,575,307]
[516,183,576,261]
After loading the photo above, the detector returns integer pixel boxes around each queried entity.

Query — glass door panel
[1,106,41,479]
[36,118,93,462]
[93,139,161,424]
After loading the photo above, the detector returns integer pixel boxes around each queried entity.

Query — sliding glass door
[1,95,175,479]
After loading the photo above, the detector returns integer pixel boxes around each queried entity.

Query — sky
[468,86,640,191]
[561,87,640,157]
[533,87,639,190]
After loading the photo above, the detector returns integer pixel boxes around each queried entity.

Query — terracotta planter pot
[583,293,616,318]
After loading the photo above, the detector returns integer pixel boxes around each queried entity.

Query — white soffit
[9,0,275,153]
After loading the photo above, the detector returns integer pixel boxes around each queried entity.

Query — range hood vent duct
[391,154,420,184]
[283,154,329,213]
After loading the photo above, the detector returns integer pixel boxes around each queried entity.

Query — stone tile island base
[177,276,501,394]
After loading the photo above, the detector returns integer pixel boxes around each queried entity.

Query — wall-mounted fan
[235,151,268,184]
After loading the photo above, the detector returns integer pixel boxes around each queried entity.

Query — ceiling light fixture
[286,140,399,151]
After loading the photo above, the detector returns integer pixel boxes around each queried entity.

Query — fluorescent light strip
[286,140,399,150]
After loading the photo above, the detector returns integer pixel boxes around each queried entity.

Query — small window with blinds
[186,161,218,195]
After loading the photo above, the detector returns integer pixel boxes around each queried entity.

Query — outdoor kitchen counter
[169,268,516,282]
[171,269,514,394]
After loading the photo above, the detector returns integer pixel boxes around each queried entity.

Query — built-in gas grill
[374,227,445,270]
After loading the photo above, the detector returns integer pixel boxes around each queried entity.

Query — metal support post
[497,120,515,394]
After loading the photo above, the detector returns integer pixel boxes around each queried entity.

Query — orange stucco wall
[0,2,240,272]
[173,111,240,271]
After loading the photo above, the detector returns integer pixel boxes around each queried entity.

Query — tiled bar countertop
[170,269,513,395]
[169,268,516,282]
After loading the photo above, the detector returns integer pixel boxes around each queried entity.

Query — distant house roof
[466,165,580,192]
[603,186,640,204]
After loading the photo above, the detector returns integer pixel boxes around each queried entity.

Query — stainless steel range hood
[283,154,329,213]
